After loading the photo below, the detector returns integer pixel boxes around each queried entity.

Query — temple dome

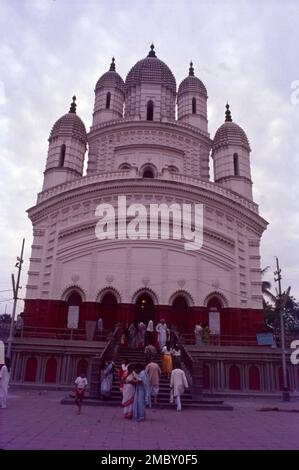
[49,97,87,143]
[178,62,207,96]
[95,58,125,93]
[125,45,176,93]
[212,104,250,151]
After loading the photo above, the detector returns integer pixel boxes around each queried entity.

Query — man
[194,323,203,346]
[155,318,168,350]
[97,317,104,338]
[145,360,161,407]
[170,359,188,412]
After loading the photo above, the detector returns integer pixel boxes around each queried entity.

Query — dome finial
[148,43,156,58]
[69,95,77,114]
[225,102,232,122]
[189,61,194,76]
[109,57,116,71]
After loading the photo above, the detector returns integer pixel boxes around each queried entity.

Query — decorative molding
[131,287,159,305]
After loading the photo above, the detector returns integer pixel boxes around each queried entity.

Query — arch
[171,294,189,333]
[203,292,228,308]
[131,288,158,305]
[192,97,197,114]
[99,291,118,331]
[59,144,66,167]
[96,287,121,304]
[67,291,82,306]
[146,100,154,121]
[233,153,240,176]
[105,92,111,109]
[249,365,260,391]
[203,363,210,389]
[61,285,86,302]
[169,290,194,307]
[77,358,88,376]
[135,292,155,324]
[45,357,57,383]
[24,356,37,382]
[119,163,131,171]
[140,163,157,179]
[168,165,179,174]
[229,365,241,390]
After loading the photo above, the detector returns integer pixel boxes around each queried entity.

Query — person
[97,317,104,338]
[136,322,146,349]
[194,323,203,346]
[100,357,115,399]
[203,324,210,345]
[74,369,88,414]
[133,363,148,421]
[170,359,188,412]
[145,360,161,407]
[14,313,24,337]
[161,341,173,379]
[122,364,137,419]
[128,322,137,349]
[144,343,157,363]
[118,358,129,395]
[145,319,154,345]
[155,318,168,350]
[0,357,10,409]
[171,343,181,367]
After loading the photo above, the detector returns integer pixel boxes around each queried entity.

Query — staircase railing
[172,328,202,400]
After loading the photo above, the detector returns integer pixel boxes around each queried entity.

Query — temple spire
[147,43,156,58]
[189,61,194,76]
[109,57,116,71]
[225,102,232,122]
[69,95,77,114]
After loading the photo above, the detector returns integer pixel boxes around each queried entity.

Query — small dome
[212,104,250,151]
[178,62,207,97]
[125,44,176,93]
[95,57,125,93]
[49,96,87,143]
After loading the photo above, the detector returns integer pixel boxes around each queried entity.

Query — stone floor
[1,389,299,450]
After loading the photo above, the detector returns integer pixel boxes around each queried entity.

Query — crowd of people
[74,318,189,419]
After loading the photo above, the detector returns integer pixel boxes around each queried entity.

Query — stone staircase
[62,346,232,409]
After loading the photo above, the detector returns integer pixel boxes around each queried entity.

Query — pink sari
[122,372,136,419]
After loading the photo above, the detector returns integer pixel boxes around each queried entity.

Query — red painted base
[23,298,265,337]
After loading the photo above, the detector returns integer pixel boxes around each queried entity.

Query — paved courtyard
[1,389,299,450]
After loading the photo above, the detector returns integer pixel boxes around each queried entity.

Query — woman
[118,358,129,395]
[133,363,148,421]
[0,357,10,409]
[161,341,173,379]
[203,325,210,345]
[172,343,181,368]
[100,358,115,399]
[122,364,137,419]
[136,322,146,350]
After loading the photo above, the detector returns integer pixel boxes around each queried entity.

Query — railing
[20,325,110,341]
[99,324,122,364]
[178,333,298,348]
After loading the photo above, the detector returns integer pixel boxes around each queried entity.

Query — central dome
[125,45,176,93]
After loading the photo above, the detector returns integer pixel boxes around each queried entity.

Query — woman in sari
[161,341,173,379]
[100,358,115,399]
[133,363,149,421]
[122,364,137,419]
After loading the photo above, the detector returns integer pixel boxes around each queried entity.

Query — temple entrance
[135,293,154,324]
[172,295,188,333]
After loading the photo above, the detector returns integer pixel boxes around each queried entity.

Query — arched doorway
[135,293,154,324]
[100,292,117,330]
[25,356,37,382]
[172,295,188,333]
[66,291,82,329]
[45,357,57,383]
[207,297,222,338]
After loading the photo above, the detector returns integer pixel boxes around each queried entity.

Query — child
[74,370,88,414]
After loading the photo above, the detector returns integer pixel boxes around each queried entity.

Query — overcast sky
[0,0,298,313]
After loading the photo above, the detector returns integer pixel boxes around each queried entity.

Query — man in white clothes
[170,360,188,411]
[155,319,168,350]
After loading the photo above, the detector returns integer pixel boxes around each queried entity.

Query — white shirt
[147,320,154,332]
[75,377,88,389]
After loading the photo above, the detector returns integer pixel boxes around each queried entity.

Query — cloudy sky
[0,0,298,313]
